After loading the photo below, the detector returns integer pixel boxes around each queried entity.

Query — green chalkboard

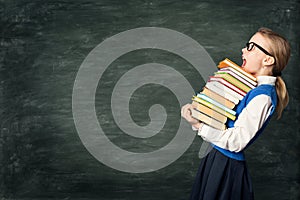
[0,0,299,199]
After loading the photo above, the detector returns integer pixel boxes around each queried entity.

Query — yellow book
[192,96,236,121]
[214,72,251,93]
[201,87,236,109]
[192,101,227,123]
[191,109,226,130]
[218,58,257,82]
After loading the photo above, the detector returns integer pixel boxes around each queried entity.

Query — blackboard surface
[1,0,299,199]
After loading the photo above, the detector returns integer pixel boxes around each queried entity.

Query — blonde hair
[257,27,291,119]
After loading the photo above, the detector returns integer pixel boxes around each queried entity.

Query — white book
[205,81,241,103]
[208,80,244,100]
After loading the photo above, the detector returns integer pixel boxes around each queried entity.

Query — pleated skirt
[189,148,254,200]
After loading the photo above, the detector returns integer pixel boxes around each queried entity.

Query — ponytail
[258,27,291,119]
[275,76,289,119]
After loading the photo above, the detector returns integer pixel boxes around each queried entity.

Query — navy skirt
[189,148,254,200]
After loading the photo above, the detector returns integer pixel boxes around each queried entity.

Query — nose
[241,47,247,54]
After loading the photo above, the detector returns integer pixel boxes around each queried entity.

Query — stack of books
[191,58,257,130]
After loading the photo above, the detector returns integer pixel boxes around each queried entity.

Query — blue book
[196,93,236,116]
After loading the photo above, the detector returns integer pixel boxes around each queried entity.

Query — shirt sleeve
[198,94,274,152]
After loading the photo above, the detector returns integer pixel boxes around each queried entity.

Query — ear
[263,56,275,66]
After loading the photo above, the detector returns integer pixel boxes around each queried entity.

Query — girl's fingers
[181,103,197,123]
[181,104,192,118]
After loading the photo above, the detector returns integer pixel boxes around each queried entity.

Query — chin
[242,65,250,73]
[244,67,255,77]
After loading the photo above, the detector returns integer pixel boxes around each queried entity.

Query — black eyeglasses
[246,42,275,58]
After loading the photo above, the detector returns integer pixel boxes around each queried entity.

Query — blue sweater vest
[213,84,277,161]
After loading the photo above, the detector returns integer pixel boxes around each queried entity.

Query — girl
[181,27,290,200]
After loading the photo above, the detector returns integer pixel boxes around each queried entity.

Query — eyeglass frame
[246,42,276,63]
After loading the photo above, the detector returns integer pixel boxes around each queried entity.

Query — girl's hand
[181,103,202,129]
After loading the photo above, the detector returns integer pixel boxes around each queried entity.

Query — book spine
[202,88,235,109]
[213,80,244,100]
[192,96,236,121]
[205,82,239,104]
[197,93,236,116]
[215,71,252,91]
[191,109,226,130]
[219,69,256,89]
[192,101,227,123]
[213,75,248,95]
[209,77,245,99]
[223,67,257,86]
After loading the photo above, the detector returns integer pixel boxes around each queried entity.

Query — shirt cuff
[192,123,205,131]
[192,125,198,131]
[198,124,218,137]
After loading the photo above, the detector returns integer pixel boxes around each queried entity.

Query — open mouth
[241,57,246,68]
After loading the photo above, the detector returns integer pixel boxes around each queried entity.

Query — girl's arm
[198,94,273,152]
